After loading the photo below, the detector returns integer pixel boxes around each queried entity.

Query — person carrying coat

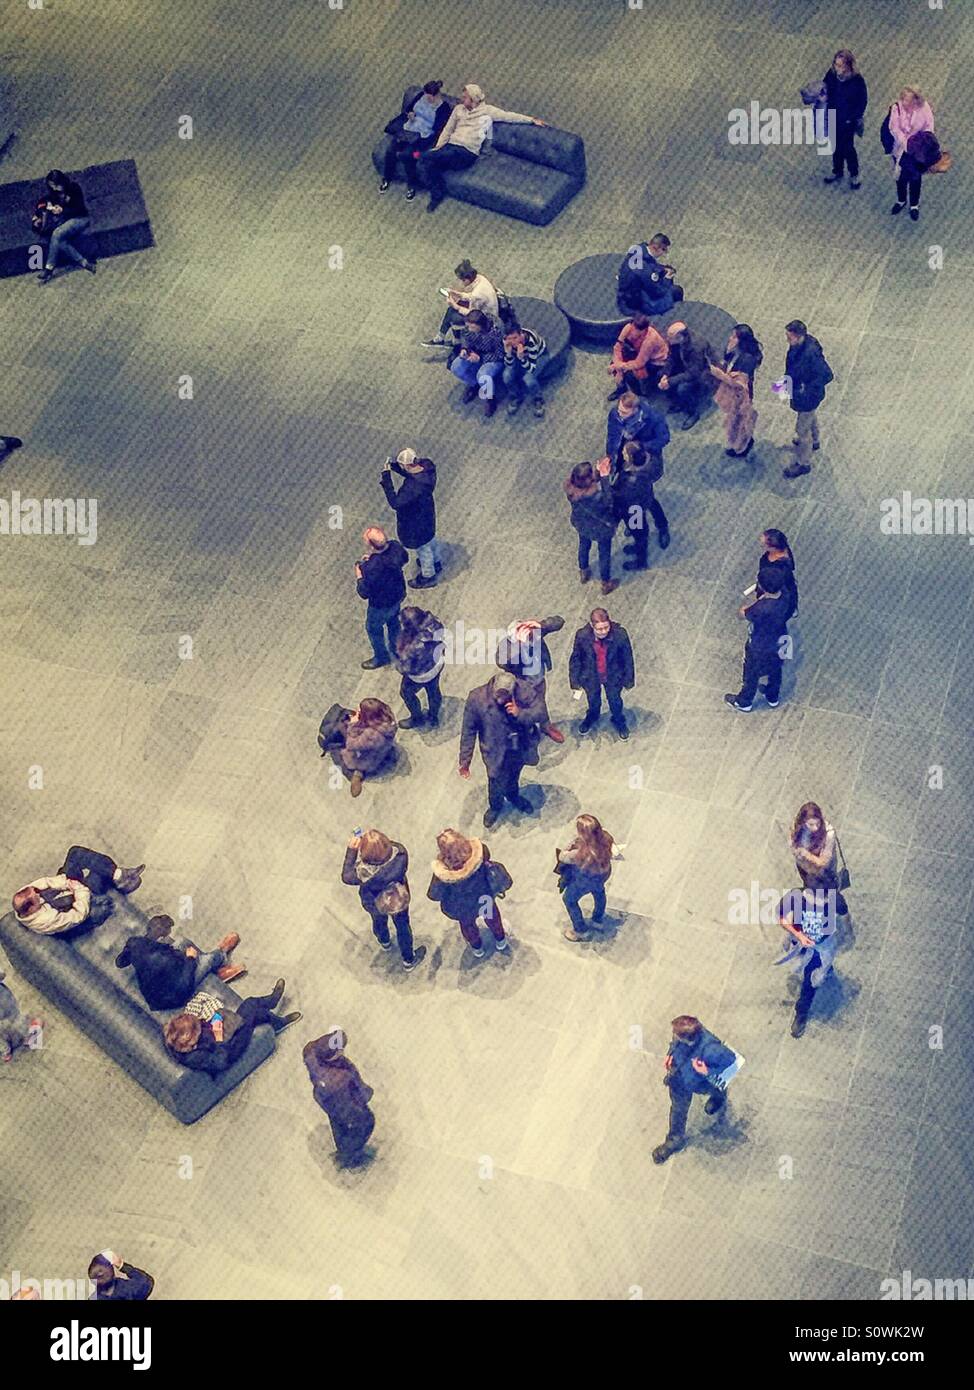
[781,321,833,478]
[380,449,441,589]
[303,1028,376,1166]
[459,671,544,827]
[569,608,635,738]
[426,828,511,956]
[565,460,619,595]
[822,50,867,189]
[612,440,670,569]
[652,1015,739,1164]
[342,829,424,970]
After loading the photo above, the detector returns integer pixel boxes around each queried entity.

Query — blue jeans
[175,939,228,987]
[415,537,441,579]
[562,871,607,932]
[46,216,92,269]
[451,356,503,400]
[365,601,401,662]
[502,353,549,398]
[577,535,613,582]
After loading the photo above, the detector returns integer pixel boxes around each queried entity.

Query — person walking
[607,314,669,399]
[658,322,716,428]
[724,564,790,711]
[449,310,505,417]
[758,528,798,620]
[33,169,96,282]
[418,84,546,213]
[379,80,450,199]
[789,802,848,914]
[459,671,544,827]
[822,50,868,189]
[379,450,440,589]
[342,829,425,971]
[613,439,670,569]
[781,321,833,479]
[565,459,619,595]
[394,605,444,729]
[303,1028,376,1167]
[776,888,841,1039]
[652,1015,739,1164]
[427,828,511,957]
[568,608,635,738]
[356,526,408,669]
[709,324,762,457]
[340,699,398,797]
[0,969,41,1064]
[555,814,616,942]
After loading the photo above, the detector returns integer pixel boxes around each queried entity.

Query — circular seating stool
[553,252,626,344]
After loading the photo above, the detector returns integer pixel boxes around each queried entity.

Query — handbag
[485,859,513,897]
[834,833,851,892]
[375,880,410,915]
[880,105,895,155]
[927,150,952,174]
[855,116,865,138]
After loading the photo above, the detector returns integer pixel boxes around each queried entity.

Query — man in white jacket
[417,83,546,212]
[12,846,143,935]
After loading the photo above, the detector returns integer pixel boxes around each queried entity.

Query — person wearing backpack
[781,321,833,479]
[426,828,511,957]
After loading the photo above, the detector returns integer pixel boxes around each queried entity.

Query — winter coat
[459,677,544,777]
[823,69,868,129]
[427,838,508,923]
[569,623,635,693]
[380,460,437,549]
[617,244,678,315]
[564,475,617,542]
[356,540,409,608]
[613,464,660,524]
[341,714,398,776]
[394,611,445,680]
[308,1054,375,1123]
[784,334,832,414]
[341,841,409,917]
[495,616,564,679]
[605,399,670,461]
[665,331,716,392]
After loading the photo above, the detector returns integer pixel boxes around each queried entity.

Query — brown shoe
[564,928,587,941]
[350,771,364,797]
[544,725,565,744]
[216,963,247,983]
[579,567,592,583]
[217,932,240,953]
[601,579,620,595]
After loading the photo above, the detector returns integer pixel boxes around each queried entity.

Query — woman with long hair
[427,828,511,958]
[709,324,762,458]
[340,697,398,797]
[887,86,936,220]
[564,459,618,594]
[822,50,868,190]
[342,827,424,971]
[394,605,444,729]
[789,802,847,913]
[556,814,615,941]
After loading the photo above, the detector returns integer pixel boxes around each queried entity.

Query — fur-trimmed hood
[430,838,485,882]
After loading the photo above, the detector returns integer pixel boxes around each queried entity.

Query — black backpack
[318,704,352,756]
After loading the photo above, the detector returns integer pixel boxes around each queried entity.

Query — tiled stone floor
[0,0,972,1300]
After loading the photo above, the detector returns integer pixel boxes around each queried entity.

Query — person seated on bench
[502,323,550,418]
[12,847,143,935]
[88,1251,154,1301]
[450,310,505,418]
[115,914,246,1011]
[658,322,717,429]
[421,259,500,351]
[32,169,96,283]
[1,968,41,1064]
[379,80,451,199]
[163,981,301,1075]
[617,233,684,316]
[418,83,547,213]
[607,313,669,400]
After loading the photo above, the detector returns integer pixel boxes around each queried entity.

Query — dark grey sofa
[372,87,585,225]
[0,893,274,1124]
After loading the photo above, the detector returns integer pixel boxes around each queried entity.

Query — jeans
[793,408,820,467]
[666,1078,724,1142]
[502,353,549,399]
[400,672,442,722]
[46,216,92,269]
[487,752,526,812]
[577,535,613,582]
[414,536,441,578]
[383,134,432,187]
[896,171,922,207]
[623,490,668,565]
[438,304,466,338]
[457,899,505,951]
[562,871,607,932]
[418,144,478,200]
[60,846,118,896]
[174,938,228,987]
[735,640,783,705]
[369,909,415,964]
[451,355,503,400]
[584,682,626,726]
[832,123,860,178]
[364,601,401,662]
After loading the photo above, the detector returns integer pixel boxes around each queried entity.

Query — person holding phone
[379,80,450,198]
[163,980,301,1073]
[33,169,96,282]
[421,259,499,350]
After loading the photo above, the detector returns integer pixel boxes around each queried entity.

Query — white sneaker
[495,938,509,951]
[470,947,485,958]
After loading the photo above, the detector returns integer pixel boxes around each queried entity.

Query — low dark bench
[507,294,572,380]
[0,158,153,279]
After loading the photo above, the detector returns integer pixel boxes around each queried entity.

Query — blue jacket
[667,1026,736,1093]
[605,399,670,462]
[617,245,678,314]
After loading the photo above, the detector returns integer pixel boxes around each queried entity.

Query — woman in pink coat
[887,87,935,218]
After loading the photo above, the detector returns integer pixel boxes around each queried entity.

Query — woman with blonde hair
[822,50,868,189]
[887,86,936,220]
[555,814,616,941]
[341,827,424,971]
[427,828,511,958]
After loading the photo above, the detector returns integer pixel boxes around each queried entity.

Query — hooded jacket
[459,676,544,777]
[605,399,670,462]
[564,474,617,542]
[341,841,409,915]
[784,334,832,413]
[380,459,437,549]
[395,610,445,681]
[427,838,507,921]
[305,1039,375,1124]
[341,708,398,776]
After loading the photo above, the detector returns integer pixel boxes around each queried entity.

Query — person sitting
[617,233,684,316]
[12,847,143,936]
[0,968,41,1064]
[449,310,505,418]
[601,390,670,472]
[658,322,717,429]
[115,914,245,1011]
[418,83,547,213]
[495,617,566,743]
[607,313,669,400]
[379,80,451,199]
[32,169,96,283]
[502,323,550,418]
[163,981,301,1074]
[87,1252,154,1301]
[421,259,500,350]
[340,698,399,797]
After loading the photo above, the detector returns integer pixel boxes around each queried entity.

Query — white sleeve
[484,104,534,125]
[435,106,459,148]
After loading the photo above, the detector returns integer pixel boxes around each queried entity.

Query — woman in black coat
[163,981,301,1074]
[380,81,451,199]
[822,50,867,189]
[427,829,511,958]
[564,461,619,595]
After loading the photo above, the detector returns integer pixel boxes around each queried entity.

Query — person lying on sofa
[418,82,547,213]
[115,914,246,1012]
[162,981,301,1075]
[12,847,144,935]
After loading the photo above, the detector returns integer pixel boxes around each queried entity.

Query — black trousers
[832,123,860,177]
[487,753,526,811]
[669,377,709,417]
[666,1079,724,1141]
[59,845,117,895]
[735,640,783,705]
[383,134,432,187]
[330,1108,376,1163]
[622,490,668,563]
[583,682,626,725]
[238,987,290,1033]
[794,951,822,1027]
[400,672,442,722]
[368,908,415,964]
[896,170,922,207]
[417,145,477,200]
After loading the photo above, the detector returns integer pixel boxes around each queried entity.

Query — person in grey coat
[459,671,545,828]
[0,969,40,1063]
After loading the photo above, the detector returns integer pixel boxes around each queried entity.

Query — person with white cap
[380,449,441,588]
[417,83,547,212]
[303,1027,376,1167]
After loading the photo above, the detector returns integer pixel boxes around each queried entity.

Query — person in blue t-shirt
[379,81,451,199]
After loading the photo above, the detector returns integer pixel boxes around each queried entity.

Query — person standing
[776,888,841,1039]
[356,526,408,669]
[87,1253,154,1301]
[421,258,500,349]
[891,129,944,222]
[427,829,511,957]
[652,1015,739,1164]
[555,814,615,942]
[724,564,790,711]
[617,233,684,315]
[379,450,440,589]
[418,84,546,213]
[822,50,868,189]
[658,322,716,428]
[0,435,23,461]
[613,440,669,570]
[459,671,544,827]
[564,459,619,595]
[758,528,798,620]
[0,969,41,1064]
[502,323,550,418]
[342,829,425,971]
[607,314,669,399]
[789,802,848,914]
[33,169,96,282]
[394,605,444,729]
[303,1028,376,1167]
[450,310,505,417]
[380,80,450,199]
[781,321,833,479]
[887,86,935,220]
[709,324,762,458]
[495,617,566,743]
[603,390,670,472]
[568,608,634,739]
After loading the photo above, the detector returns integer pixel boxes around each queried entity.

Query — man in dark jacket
[659,322,716,429]
[612,441,670,568]
[356,526,409,669]
[304,1028,376,1167]
[617,233,684,316]
[782,320,833,478]
[569,608,635,738]
[602,391,670,471]
[380,448,441,589]
[725,564,791,711]
[652,1015,739,1164]
[87,1252,154,1301]
[459,671,545,827]
[495,616,566,743]
[115,914,243,1011]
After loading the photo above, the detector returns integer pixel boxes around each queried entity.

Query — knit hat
[463,83,485,104]
[396,448,417,469]
[492,671,517,694]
